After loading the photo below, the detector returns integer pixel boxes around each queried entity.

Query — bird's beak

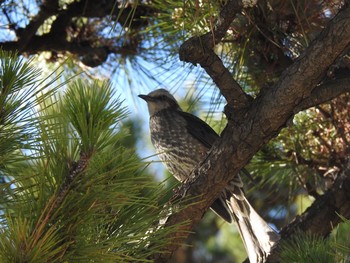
[138,94,155,102]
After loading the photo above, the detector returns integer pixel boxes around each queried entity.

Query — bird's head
[138,89,181,116]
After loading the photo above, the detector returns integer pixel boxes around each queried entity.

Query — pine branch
[179,0,252,110]
[54,150,91,211]
[1,74,183,261]
[295,70,350,113]
[0,0,156,67]
[265,172,350,262]
[153,3,350,262]
[16,0,59,51]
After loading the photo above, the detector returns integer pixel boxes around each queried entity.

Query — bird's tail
[226,179,280,263]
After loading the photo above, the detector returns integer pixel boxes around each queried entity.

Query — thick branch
[295,70,350,113]
[266,173,350,262]
[17,0,59,51]
[1,1,154,67]
[250,6,350,143]
[155,5,350,262]
[281,175,350,236]
[1,35,111,67]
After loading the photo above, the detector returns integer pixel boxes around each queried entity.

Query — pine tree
[1,1,350,262]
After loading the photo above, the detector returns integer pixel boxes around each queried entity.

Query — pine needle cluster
[0,51,180,262]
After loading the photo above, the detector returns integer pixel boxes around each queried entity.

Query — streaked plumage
[139,89,279,263]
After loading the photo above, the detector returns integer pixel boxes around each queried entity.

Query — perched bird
[139,89,279,263]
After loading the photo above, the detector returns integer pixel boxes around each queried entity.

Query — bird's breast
[149,111,208,182]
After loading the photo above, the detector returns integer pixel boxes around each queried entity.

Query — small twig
[2,8,18,33]
[55,151,91,208]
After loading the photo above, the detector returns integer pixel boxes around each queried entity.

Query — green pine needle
[280,231,335,263]
[0,52,184,262]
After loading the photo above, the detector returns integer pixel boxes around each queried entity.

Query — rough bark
[266,173,350,262]
[154,2,350,262]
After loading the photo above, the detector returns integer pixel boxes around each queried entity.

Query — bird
[139,89,279,263]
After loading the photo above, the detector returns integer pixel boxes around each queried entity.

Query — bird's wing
[178,111,233,221]
[178,111,219,149]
